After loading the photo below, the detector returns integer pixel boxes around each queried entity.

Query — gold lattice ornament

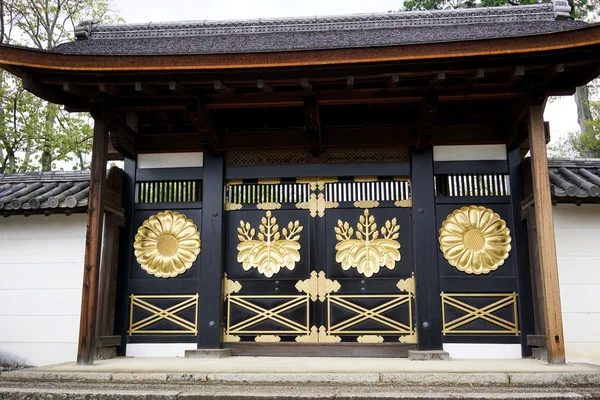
[439,206,512,275]
[133,210,201,278]
[237,211,303,278]
[334,209,401,278]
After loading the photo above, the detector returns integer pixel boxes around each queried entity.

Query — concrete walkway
[2,357,600,386]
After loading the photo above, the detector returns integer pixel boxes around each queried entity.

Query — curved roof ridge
[74,1,571,40]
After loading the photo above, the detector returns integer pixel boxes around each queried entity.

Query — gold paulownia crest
[439,205,512,275]
[334,209,401,277]
[133,210,201,278]
[237,211,304,278]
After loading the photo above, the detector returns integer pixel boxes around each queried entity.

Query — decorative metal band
[296,193,338,218]
[295,271,341,302]
[256,202,282,210]
[335,209,401,277]
[225,294,310,336]
[128,294,198,335]
[439,206,511,275]
[357,335,384,343]
[327,294,413,335]
[133,210,201,278]
[237,211,303,278]
[396,273,415,295]
[441,292,519,335]
[353,200,379,209]
[296,325,341,343]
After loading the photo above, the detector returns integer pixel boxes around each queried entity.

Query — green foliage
[401,0,599,20]
[0,0,121,173]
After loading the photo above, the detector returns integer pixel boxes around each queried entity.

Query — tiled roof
[548,158,600,200]
[52,1,584,56]
[0,171,90,214]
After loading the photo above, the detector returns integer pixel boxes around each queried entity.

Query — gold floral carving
[335,209,401,278]
[295,326,341,343]
[133,210,201,278]
[256,202,282,210]
[357,335,384,343]
[296,177,338,191]
[223,274,242,296]
[296,193,338,218]
[399,333,417,343]
[237,211,304,278]
[396,273,415,295]
[255,335,281,343]
[295,271,341,302]
[353,200,380,209]
[439,206,512,275]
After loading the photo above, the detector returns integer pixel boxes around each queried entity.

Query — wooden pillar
[412,148,443,350]
[197,154,225,348]
[77,119,109,365]
[527,104,566,364]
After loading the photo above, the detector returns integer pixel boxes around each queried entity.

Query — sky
[110,0,580,144]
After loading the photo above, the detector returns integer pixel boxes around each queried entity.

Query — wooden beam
[466,69,485,84]
[300,78,312,92]
[257,79,273,92]
[22,73,75,105]
[91,102,137,158]
[77,118,109,365]
[304,95,321,157]
[135,82,162,96]
[527,103,566,364]
[430,71,445,87]
[214,80,234,94]
[63,82,98,98]
[186,98,218,154]
[416,90,439,150]
[507,66,525,81]
[169,81,193,96]
[346,76,354,90]
[99,83,131,97]
[388,74,400,88]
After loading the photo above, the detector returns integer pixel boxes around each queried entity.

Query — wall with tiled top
[554,204,600,364]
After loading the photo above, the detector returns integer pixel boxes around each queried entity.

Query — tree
[401,0,599,20]
[0,0,120,173]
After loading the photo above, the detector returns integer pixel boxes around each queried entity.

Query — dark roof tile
[548,158,600,200]
[53,1,584,56]
[0,171,90,213]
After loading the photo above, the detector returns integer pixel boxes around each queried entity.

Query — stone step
[1,382,600,400]
[3,369,600,386]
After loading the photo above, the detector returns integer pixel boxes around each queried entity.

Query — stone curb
[380,372,510,385]
[2,370,600,386]
[1,388,599,400]
[205,372,380,383]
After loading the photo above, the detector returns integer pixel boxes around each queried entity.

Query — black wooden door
[223,177,416,345]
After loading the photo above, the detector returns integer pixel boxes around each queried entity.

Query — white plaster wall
[433,145,507,161]
[0,214,86,366]
[553,204,600,364]
[137,152,203,168]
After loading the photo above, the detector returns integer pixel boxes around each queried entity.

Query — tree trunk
[575,85,592,134]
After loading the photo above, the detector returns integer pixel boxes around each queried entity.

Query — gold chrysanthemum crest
[237,211,303,278]
[133,210,201,278]
[334,209,401,278]
[439,206,512,275]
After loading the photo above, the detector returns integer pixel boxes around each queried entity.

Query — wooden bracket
[186,97,219,154]
[416,90,439,150]
[304,95,322,157]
